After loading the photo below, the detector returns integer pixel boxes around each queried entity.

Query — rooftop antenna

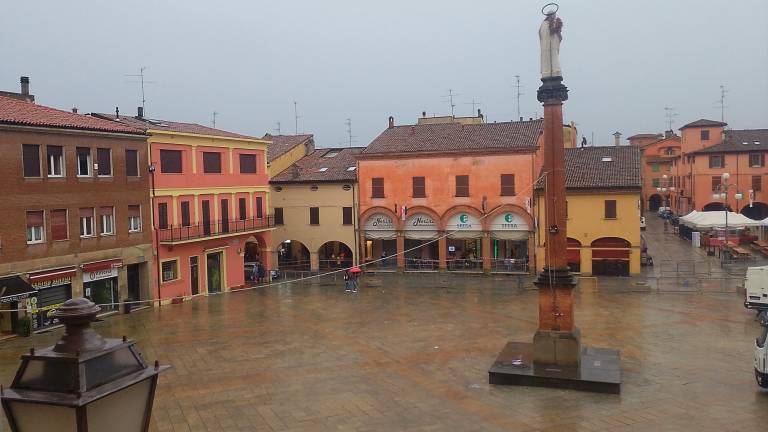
[664,106,678,131]
[514,75,524,119]
[293,100,300,134]
[442,89,459,117]
[124,67,155,116]
[463,98,482,116]
[716,85,728,123]
[212,111,218,128]
[345,118,357,147]
[274,121,281,135]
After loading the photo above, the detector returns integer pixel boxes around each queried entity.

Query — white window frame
[47,150,64,177]
[80,212,95,238]
[77,150,92,177]
[160,259,180,283]
[128,214,142,233]
[26,211,45,244]
[100,210,115,235]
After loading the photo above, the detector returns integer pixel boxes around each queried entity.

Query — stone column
[532,76,580,366]
[438,235,447,271]
[310,251,320,273]
[482,233,491,273]
[396,232,405,271]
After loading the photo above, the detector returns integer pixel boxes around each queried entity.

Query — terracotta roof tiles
[693,129,768,154]
[680,119,728,129]
[537,146,641,190]
[91,113,256,139]
[270,147,362,183]
[263,134,314,163]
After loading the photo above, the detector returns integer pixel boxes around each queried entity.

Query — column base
[533,328,581,366]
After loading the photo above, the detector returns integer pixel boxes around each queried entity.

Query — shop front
[82,259,122,313]
[404,213,439,271]
[363,213,397,268]
[28,267,76,330]
[445,212,483,271]
[488,212,531,273]
[0,276,36,336]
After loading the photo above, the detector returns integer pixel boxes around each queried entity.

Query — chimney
[20,76,30,95]
[520,117,523,121]
[411,126,415,135]
[137,106,144,119]
[477,109,483,119]
[388,116,394,129]
[613,131,622,146]
[115,107,120,119]
[71,107,78,114]
[664,129,674,138]
[422,111,426,118]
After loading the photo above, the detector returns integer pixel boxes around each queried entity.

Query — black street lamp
[1,298,169,431]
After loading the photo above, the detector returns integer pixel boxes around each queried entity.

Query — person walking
[257,262,266,284]
[349,266,361,293]
[343,270,351,292]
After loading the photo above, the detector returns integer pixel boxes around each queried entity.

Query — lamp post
[656,174,676,211]
[712,172,743,264]
[1,298,169,431]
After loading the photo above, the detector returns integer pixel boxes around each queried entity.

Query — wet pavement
[1,270,766,431]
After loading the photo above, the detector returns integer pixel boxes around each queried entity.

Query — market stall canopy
[678,210,698,223]
[0,275,35,304]
[683,211,763,229]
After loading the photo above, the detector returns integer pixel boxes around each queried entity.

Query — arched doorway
[702,202,729,212]
[277,240,310,271]
[567,237,581,273]
[648,194,663,212]
[318,241,353,270]
[741,202,768,221]
[591,237,631,277]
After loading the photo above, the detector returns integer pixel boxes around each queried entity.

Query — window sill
[100,233,115,237]
[80,235,96,239]
[161,279,180,285]
[46,175,65,179]
[52,238,70,242]
[96,175,113,178]
[77,175,93,179]
[23,176,43,180]
[128,229,142,234]
[603,218,618,220]
[26,241,45,245]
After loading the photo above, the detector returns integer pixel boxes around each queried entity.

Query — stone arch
[317,241,354,269]
[403,205,442,229]
[648,194,663,212]
[702,202,729,212]
[441,205,485,231]
[276,239,311,270]
[485,203,534,230]
[361,206,400,230]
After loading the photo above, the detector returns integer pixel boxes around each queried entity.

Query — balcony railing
[158,215,275,243]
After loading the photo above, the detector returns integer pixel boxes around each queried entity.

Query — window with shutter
[100,207,114,235]
[701,130,710,140]
[26,210,44,243]
[455,175,469,197]
[371,178,385,198]
[343,207,353,225]
[181,201,191,227]
[239,154,257,173]
[310,207,320,225]
[126,149,139,176]
[412,177,426,198]
[50,209,68,241]
[238,198,247,220]
[274,207,284,225]
[203,152,222,173]
[76,147,91,176]
[711,176,721,191]
[749,153,764,168]
[46,146,64,177]
[128,205,142,232]
[753,176,762,192]
[604,200,617,219]
[501,174,515,196]
[256,197,263,218]
[158,203,168,230]
[708,155,723,168]
[22,144,41,177]
[97,148,112,176]
[160,150,183,173]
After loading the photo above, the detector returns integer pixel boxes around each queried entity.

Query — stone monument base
[533,328,581,365]
[488,341,621,394]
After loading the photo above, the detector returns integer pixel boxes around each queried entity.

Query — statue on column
[539,5,563,79]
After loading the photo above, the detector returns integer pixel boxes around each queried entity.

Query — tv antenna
[293,100,301,134]
[345,118,357,147]
[716,85,728,123]
[125,67,155,115]
[664,106,678,131]
[464,98,482,116]
[514,75,524,119]
[212,111,218,128]
[442,89,459,117]
[274,121,282,135]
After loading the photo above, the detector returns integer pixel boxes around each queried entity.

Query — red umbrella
[349,266,362,273]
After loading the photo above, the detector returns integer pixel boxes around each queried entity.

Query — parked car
[657,206,670,217]
[640,216,646,230]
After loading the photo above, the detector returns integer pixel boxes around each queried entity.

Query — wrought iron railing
[158,215,275,243]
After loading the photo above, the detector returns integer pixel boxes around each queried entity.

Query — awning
[364,213,397,240]
[0,276,35,303]
[404,213,438,240]
[489,212,530,241]
[81,258,123,273]
[28,267,77,283]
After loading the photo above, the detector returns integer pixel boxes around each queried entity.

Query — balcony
[158,215,275,244]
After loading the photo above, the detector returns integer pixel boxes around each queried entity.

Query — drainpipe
[149,150,162,307]
[352,182,360,266]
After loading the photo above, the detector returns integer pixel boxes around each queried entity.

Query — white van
[744,266,768,310]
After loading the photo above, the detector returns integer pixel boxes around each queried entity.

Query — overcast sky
[2,0,766,147]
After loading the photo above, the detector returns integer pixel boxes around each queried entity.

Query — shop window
[372,178,384,198]
[651,163,659,172]
[26,210,44,244]
[76,147,91,176]
[240,154,257,173]
[256,197,263,218]
[604,200,617,219]
[160,149,182,173]
[412,176,426,198]
[455,175,469,197]
[202,152,222,173]
[501,174,515,196]
[749,153,765,168]
[22,144,41,178]
[709,155,723,168]
[50,209,68,241]
[753,176,762,192]
[161,260,179,282]
[96,148,112,176]
[47,145,64,177]
[238,198,247,220]
[125,149,139,177]
[158,202,168,230]
[310,207,320,225]
[274,207,284,225]
[128,205,142,232]
[79,208,95,237]
[100,207,114,235]
[343,207,353,225]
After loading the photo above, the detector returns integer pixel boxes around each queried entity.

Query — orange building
[638,132,681,212]
[668,120,767,219]
[358,116,543,273]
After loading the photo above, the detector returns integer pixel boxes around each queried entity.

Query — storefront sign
[489,212,531,241]
[446,213,481,230]
[85,267,118,282]
[31,276,71,290]
[364,214,394,230]
[406,214,436,229]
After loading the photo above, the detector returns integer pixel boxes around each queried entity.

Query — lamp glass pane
[17,359,78,392]
[84,347,143,390]
[87,378,152,432]
[7,400,77,432]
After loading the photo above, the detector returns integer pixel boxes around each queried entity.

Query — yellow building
[269,148,362,272]
[535,146,642,276]
[264,134,315,177]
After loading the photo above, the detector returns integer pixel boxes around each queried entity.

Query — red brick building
[0,92,152,335]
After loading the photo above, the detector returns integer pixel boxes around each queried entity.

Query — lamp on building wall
[1,298,169,432]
